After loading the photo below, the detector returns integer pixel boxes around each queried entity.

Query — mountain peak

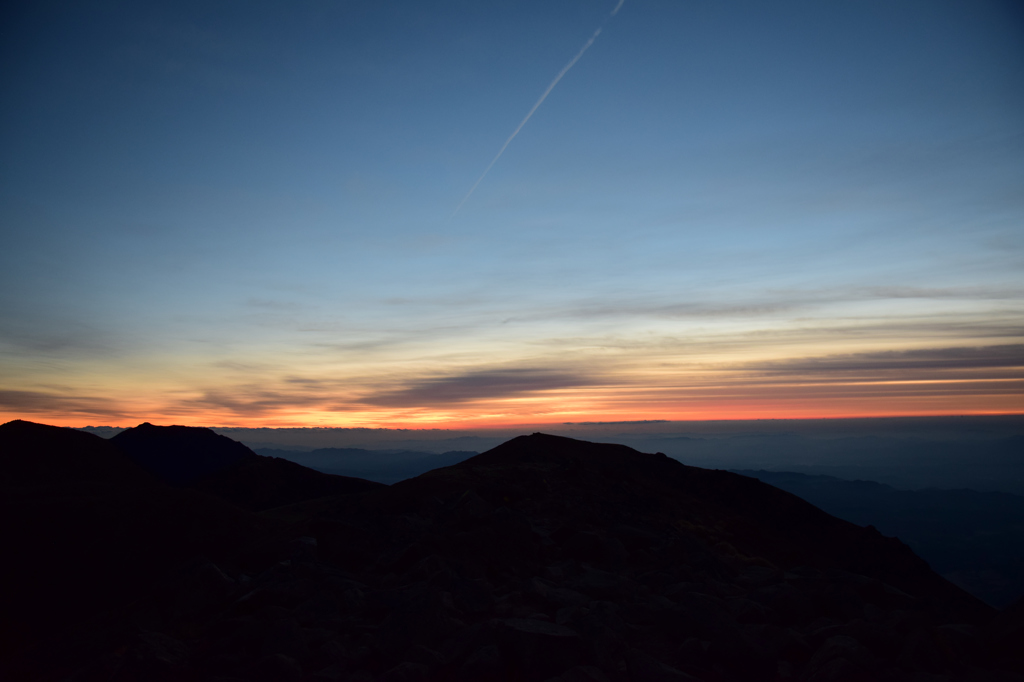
[112,422,255,485]
[0,419,151,486]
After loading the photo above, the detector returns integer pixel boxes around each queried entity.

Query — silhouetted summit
[305,433,1017,680]
[113,422,255,485]
[110,422,383,509]
[350,433,986,618]
[0,419,152,486]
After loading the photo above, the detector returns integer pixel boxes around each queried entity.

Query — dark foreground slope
[3,428,1023,681]
[0,420,282,677]
[0,420,381,680]
[308,434,1015,681]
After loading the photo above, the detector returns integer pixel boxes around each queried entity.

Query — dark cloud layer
[179,387,353,417]
[0,389,124,418]
[755,344,1024,375]
[362,368,599,407]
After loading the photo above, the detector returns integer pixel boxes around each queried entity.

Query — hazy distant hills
[5,421,1024,680]
[253,447,478,485]
[646,431,1024,495]
[734,470,1024,610]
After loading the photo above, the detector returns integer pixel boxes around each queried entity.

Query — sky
[1,0,1023,427]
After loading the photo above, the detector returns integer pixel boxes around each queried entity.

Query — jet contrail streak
[452,2,625,217]
[452,27,601,217]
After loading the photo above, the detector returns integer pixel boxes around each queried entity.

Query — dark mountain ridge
[0,420,382,679]
[112,422,384,509]
[3,419,154,487]
[0,421,282,675]
[347,434,986,618]
[733,469,1024,609]
[113,422,268,485]
[2,422,1022,681]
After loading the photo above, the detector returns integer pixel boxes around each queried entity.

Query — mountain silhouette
[112,422,257,485]
[2,418,153,486]
[3,424,1023,680]
[112,422,384,510]
[0,420,381,679]
[352,434,985,614]
[0,421,275,675]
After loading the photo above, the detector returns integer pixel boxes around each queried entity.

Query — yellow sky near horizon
[4,304,1021,428]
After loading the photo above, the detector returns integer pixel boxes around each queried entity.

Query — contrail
[452,2,625,216]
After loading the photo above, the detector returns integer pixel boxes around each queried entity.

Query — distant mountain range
[253,447,478,485]
[3,420,1023,681]
[733,470,1024,610]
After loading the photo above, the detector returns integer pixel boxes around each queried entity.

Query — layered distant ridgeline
[2,421,1023,681]
[734,470,1024,611]
[251,447,479,485]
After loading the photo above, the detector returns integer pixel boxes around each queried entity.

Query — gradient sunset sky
[2,0,1022,427]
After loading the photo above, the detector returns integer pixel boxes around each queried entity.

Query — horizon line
[18,411,1023,431]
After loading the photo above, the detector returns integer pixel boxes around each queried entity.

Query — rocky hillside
[2,424,1022,681]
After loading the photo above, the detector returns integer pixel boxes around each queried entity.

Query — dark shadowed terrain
[4,420,1024,681]
[221,442,1024,613]
[733,471,1024,610]
[234,431,1024,613]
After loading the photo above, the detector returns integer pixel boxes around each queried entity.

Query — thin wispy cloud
[453,1,626,216]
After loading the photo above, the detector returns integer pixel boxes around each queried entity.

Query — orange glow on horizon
[5,403,1023,431]
[4,336,1020,430]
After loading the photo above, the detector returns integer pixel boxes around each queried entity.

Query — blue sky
[1,0,1022,425]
